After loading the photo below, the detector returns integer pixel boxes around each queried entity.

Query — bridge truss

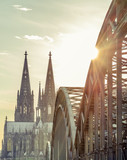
[51,87,83,160]
[51,0,127,160]
[75,0,127,159]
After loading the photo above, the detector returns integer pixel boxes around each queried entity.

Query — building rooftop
[6,121,35,133]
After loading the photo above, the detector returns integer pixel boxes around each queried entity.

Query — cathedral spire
[20,51,31,96]
[15,51,34,122]
[44,52,55,122]
[45,52,55,95]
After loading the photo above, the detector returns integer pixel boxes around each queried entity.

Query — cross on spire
[25,51,28,57]
[49,51,52,58]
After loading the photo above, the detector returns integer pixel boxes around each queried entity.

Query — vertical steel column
[116,35,122,160]
[100,74,105,160]
[108,54,113,160]
[89,109,94,159]
[94,88,99,160]
[85,131,88,160]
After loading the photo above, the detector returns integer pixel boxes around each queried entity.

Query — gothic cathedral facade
[2,51,56,159]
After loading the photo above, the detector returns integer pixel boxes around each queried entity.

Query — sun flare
[52,31,99,87]
[90,47,99,60]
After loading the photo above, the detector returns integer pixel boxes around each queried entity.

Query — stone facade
[1,52,55,160]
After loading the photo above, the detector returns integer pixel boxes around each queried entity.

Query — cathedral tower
[36,52,55,123]
[15,51,34,122]
[43,52,55,122]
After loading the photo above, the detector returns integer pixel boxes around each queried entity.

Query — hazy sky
[0,0,111,149]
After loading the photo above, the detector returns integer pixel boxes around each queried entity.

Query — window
[20,106,22,114]
[7,138,12,151]
[48,105,51,114]
[23,105,27,114]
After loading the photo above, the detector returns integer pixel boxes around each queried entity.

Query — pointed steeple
[15,51,34,122]
[45,52,55,96]
[20,51,31,96]
[44,52,55,122]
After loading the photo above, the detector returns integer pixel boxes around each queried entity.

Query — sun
[90,47,99,60]
[52,31,100,87]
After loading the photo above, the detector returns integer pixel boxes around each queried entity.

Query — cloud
[0,52,9,55]
[24,35,54,42]
[15,36,22,39]
[15,34,54,43]
[18,8,32,11]
[12,5,32,12]
[13,5,21,8]
[24,35,43,40]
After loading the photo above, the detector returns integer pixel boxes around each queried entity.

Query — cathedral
[1,51,55,160]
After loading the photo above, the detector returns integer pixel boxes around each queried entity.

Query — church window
[7,138,12,151]
[48,105,51,114]
[23,105,27,114]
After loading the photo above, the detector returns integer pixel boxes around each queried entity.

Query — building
[1,51,56,159]
[2,52,35,159]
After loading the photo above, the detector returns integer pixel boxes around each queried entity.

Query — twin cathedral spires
[15,51,55,123]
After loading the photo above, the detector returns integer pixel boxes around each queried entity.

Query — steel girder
[51,87,83,160]
[75,0,127,160]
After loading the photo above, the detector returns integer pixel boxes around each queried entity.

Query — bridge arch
[75,1,127,160]
[51,87,83,160]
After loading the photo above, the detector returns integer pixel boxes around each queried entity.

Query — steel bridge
[51,0,127,160]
